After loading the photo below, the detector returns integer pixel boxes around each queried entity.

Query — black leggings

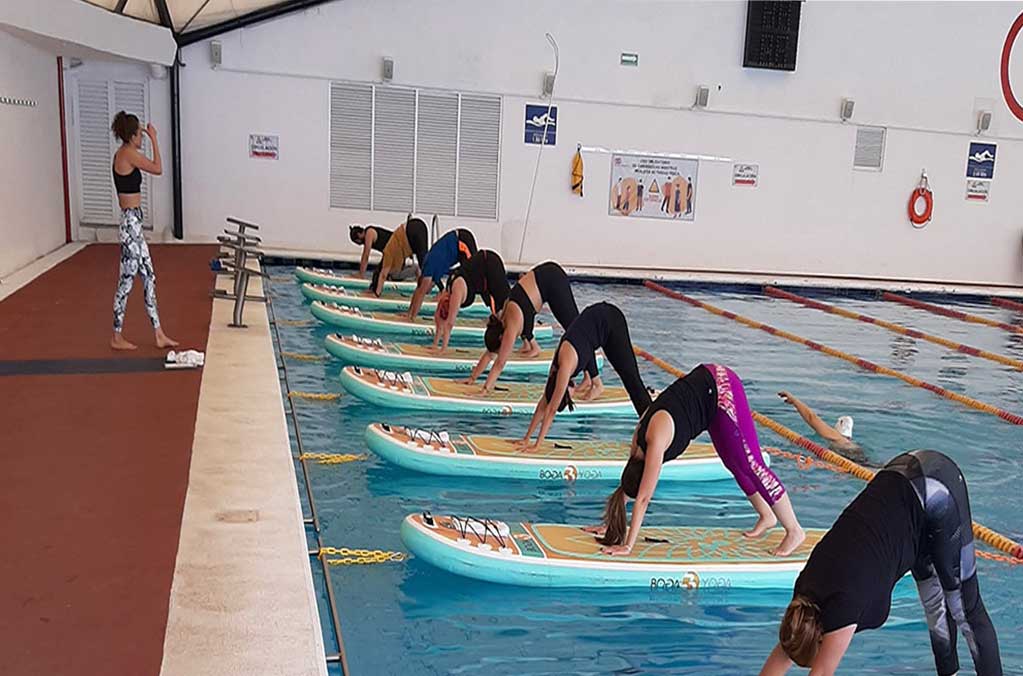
[406,218,429,267]
[533,262,598,379]
[886,450,1002,676]
[546,305,651,416]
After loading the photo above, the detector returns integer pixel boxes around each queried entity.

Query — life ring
[908,187,933,227]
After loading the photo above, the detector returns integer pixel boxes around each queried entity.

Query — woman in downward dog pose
[465,260,597,394]
[371,217,430,296]
[432,250,510,352]
[521,302,651,449]
[589,364,805,557]
[760,449,1001,676]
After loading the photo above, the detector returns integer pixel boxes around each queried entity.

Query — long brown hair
[111,111,139,144]
[598,485,628,546]
[779,595,822,667]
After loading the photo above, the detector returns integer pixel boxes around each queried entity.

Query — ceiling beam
[177,0,336,46]
[153,0,174,31]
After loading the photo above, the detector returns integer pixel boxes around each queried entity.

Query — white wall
[177,0,1023,285]
[64,59,175,242]
[0,29,65,278]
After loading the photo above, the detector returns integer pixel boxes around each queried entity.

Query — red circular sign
[1001,12,1023,121]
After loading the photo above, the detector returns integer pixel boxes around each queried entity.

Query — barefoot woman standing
[109,112,177,350]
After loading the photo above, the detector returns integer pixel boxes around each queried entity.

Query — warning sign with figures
[249,134,279,160]
[966,179,990,202]
[609,153,699,221]
[732,163,759,187]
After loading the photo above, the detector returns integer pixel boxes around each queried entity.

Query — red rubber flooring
[0,243,217,676]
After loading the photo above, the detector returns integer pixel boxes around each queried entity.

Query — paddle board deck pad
[324,334,595,375]
[295,266,420,294]
[301,283,489,317]
[365,423,735,481]
[401,513,825,589]
[311,302,553,340]
[339,366,639,416]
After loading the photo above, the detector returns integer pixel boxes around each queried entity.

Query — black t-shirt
[794,471,924,633]
[636,365,717,462]
[369,226,392,253]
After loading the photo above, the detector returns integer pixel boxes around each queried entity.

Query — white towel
[166,349,206,368]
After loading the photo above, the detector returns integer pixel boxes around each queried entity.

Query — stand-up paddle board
[295,266,420,294]
[311,302,552,340]
[365,423,738,481]
[339,367,640,416]
[401,512,825,589]
[324,334,596,375]
[300,283,489,317]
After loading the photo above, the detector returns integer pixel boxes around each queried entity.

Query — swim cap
[835,416,854,439]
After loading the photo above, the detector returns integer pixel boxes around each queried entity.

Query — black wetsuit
[369,226,392,253]
[543,302,651,415]
[635,365,716,460]
[794,450,1001,675]
[453,249,509,313]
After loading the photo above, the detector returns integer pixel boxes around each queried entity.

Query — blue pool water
[269,268,1022,675]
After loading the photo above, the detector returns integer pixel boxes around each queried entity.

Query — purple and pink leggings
[704,363,786,505]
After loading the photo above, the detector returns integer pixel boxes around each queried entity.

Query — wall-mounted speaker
[210,40,222,69]
[977,110,992,134]
[542,71,555,98]
[694,85,710,108]
[840,98,855,121]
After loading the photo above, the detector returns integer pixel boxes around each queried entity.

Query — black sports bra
[113,164,142,194]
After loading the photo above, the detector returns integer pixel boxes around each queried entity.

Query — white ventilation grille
[372,86,416,212]
[853,126,886,171]
[456,94,501,219]
[415,92,458,216]
[328,83,500,219]
[76,78,151,227]
[329,82,372,209]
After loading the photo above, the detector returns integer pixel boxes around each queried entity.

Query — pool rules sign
[249,134,279,160]
[965,142,994,202]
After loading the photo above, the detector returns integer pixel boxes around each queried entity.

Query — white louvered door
[373,87,416,212]
[456,95,501,219]
[329,82,372,209]
[75,78,151,227]
[415,92,458,216]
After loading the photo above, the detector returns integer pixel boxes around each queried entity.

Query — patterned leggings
[113,207,160,332]
[705,363,786,506]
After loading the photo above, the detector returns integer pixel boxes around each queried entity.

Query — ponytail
[779,595,823,667]
[598,485,628,546]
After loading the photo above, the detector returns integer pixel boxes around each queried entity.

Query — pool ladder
[265,274,350,675]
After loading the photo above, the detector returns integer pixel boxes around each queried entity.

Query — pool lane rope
[289,391,344,402]
[275,318,315,327]
[644,281,1023,426]
[632,346,1023,563]
[989,297,1023,314]
[883,292,1023,336]
[281,351,327,362]
[765,287,1023,371]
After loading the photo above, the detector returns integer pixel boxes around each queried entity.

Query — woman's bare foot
[155,328,179,348]
[581,381,603,401]
[111,333,138,351]
[743,513,777,538]
[772,526,806,556]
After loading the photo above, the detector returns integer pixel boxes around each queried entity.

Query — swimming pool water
[269,268,1022,675]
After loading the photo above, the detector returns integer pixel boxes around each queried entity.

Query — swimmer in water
[760,449,1001,676]
[586,364,805,558]
[777,391,866,462]
[465,261,596,394]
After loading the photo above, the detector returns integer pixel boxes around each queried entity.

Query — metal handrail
[265,274,350,675]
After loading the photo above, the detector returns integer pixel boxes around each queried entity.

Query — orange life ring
[908,187,933,227]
